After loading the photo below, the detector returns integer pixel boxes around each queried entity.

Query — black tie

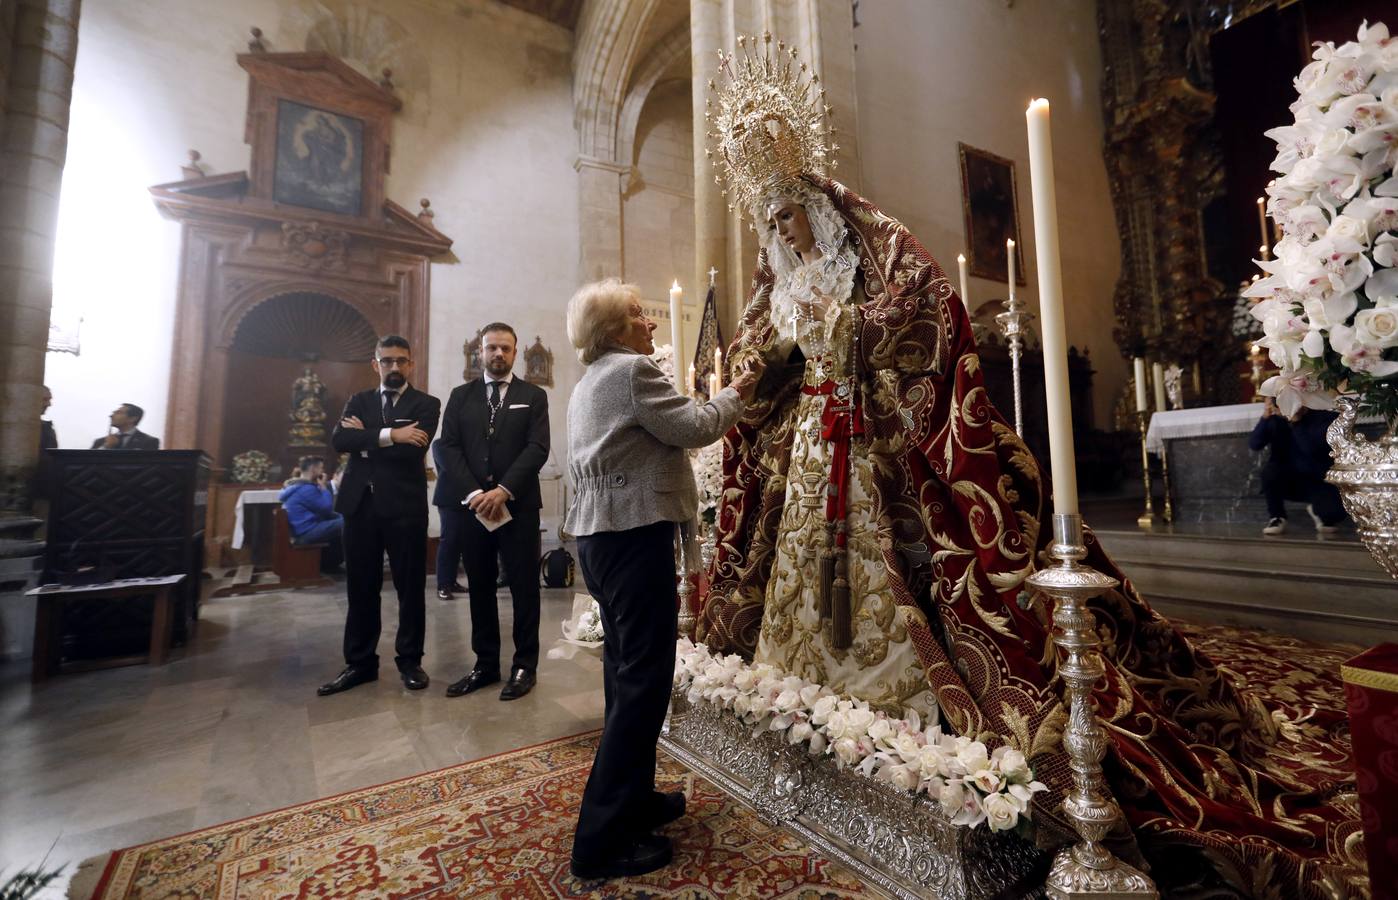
[382,389,397,421]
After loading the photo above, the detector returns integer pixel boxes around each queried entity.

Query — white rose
[882,762,920,792]
[809,695,839,725]
[798,684,825,707]
[867,717,896,746]
[774,689,803,714]
[955,741,990,777]
[969,768,1004,795]
[890,733,924,762]
[789,721,814,744]
[982,793,1020,832]
[1374,233,1398,267]
[832,737,862,766]
[1356,306,1398,348]
[996,748,1032,784]
[1326,213,1369,251]
[938,780,967,816]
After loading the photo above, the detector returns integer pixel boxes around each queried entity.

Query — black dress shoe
[646,791,686,827]
[317,665,377,697]
[399,665,429,690]
[449,582,467,593]
[571,832,672,880]
[435,587,452,600]
[499,666,536,701]
[445,667,500,697]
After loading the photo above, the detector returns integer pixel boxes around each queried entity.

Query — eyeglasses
[376,356,411,368]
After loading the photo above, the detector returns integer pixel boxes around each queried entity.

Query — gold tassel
[831,524,852,650]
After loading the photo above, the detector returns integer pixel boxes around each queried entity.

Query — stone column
[691,0,732,340]
[0,0,79,522]
[575,155,629,283]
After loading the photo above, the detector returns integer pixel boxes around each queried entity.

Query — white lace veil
[756,183,859,341]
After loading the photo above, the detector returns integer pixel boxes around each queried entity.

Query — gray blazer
[565,347,744,536]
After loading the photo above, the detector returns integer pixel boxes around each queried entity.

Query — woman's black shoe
[570,832,672,880]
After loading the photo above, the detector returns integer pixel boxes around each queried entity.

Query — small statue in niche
[524,336,554,387]
[1164,364,1184,410]
[462,328,486,382]
[288,366,328,446]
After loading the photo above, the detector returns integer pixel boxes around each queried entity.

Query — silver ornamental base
[660,690,1046,900]
[1326,398,1398,579]
[1028,514,1157,899]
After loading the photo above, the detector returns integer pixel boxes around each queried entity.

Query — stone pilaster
[0,0,80,522]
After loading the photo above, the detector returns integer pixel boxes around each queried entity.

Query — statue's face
[766,201,816,258]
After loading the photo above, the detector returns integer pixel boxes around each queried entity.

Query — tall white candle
[957,252,969,306]
[687,363,696,398]
[708,372,718,398]
[1006,239,1016,302]
[1152,361,1167,413]
[714,347,724,388]
[669,280,684,385]
[1133,357,1148,412]
[1026,98,1078,516]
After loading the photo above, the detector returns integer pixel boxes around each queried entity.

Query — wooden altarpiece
[150,51,452,469]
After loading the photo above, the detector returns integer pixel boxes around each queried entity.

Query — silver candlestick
[676,519,697,640]
[996,294,1034,437]
[1028,513,1158,899]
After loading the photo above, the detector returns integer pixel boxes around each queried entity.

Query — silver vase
[1325,397,1398,579]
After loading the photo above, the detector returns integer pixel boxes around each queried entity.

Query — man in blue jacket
[279,455,344,571]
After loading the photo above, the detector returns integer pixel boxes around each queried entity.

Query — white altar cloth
[232,486,442,549]
[1144,403,1265,453]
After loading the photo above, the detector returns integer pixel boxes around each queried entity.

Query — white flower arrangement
[674,638,1048,832]
[651,342,676,382]
[691,440,724,525]
[1248,20,1398,425]
[574,600,604,643]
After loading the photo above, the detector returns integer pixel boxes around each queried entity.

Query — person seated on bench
[278,455,344,572]
[1249,398,1345,536]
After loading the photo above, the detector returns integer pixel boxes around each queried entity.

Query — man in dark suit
[435,323,550,701]
[91,403,160,450]
[39,386,57,452]
[318,335,441,696]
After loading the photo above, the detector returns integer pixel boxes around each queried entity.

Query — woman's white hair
[567,277,638,365]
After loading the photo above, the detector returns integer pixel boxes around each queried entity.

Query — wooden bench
[272,506,331,585]
[27,575,186,682]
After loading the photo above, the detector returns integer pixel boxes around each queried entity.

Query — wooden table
[26,575,187,682]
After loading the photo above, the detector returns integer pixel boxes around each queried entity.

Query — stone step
[1093,527,1398,645]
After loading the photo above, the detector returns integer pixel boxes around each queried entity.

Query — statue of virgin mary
[696,34,1361,899]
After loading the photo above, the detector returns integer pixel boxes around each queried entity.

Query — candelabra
[1136,411,1155,528]
[1028,514,1158,899]
[995,294,1034,438]
[1158,446,1175,524]
[676,519,697,640]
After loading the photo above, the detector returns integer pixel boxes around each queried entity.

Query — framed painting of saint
[958,142,1026,285]
[273,100,364,216]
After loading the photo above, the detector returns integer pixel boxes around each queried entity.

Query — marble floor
[0,580,606,897]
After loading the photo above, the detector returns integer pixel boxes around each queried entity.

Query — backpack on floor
[540,547,575,588]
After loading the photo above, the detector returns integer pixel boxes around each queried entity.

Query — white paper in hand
[473,506,512,532]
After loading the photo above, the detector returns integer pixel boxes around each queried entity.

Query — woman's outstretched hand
[798,286,832,322]
[729,357,766,401]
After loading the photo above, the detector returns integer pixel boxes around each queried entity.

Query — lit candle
[1133,357,1148,412]
[957,252,969,306]
[669,280,684,386]
[1152,361,1166,413]
[1191,359,1202,397]
[1256,197,1269,259]
[714,347,724,388]
[687,363,696,398]
[708,372,718,397]
[1026,98,1078,516]
[1006,238,1016,302]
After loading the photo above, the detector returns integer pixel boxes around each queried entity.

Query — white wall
[46,0,580,472]
[852,0,1124,428]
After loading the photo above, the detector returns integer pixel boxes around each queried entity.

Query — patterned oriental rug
[78,622,1362,899]
[81,732,869,899]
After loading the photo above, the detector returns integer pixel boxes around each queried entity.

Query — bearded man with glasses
[318,334,441,696]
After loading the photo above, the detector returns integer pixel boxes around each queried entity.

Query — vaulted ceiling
[497,0,584,29]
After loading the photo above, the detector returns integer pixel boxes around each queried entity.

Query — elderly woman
[564,278,760,880]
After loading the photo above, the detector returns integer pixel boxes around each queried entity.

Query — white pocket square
[508,403,529,409]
